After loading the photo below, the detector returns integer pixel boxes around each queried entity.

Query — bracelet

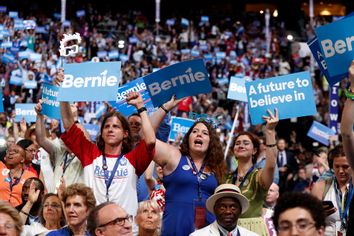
[345,87,354,100]
[137,107,147,114]
[160,104,169,114]
[266,143,277,148]
[20,210,29,216]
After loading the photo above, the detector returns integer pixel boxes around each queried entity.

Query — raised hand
[262,108,279,130]
[126,92,144,109]
[34,100,43,115]
[28,181,41,204]
[163,95,184,111]
[54,68,64,86]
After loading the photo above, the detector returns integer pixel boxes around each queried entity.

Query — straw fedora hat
[206,184,249,214]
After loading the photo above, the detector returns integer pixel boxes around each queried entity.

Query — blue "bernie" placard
[143,59,212,107]
[41,83,61,120]
[15,103,36,123]
[245,71,316,125]
[58,61,121,102]
[109,77,155,117]
[83,123,99,141]
[315,15,354,78]
[227,76,247,102]
[168,117,195,142]
[307,121,336,146]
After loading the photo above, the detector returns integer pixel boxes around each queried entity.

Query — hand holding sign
[163,94,184,112]
[126,92,145,109]
[34,100,43,115]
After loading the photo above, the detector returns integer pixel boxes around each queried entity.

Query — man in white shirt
[190,184,259,236]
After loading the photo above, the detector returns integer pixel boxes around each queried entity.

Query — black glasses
[277,220,315,232]
[98,215,133,228]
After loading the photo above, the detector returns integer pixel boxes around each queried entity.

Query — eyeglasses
[0,223,16,231]
[43,203,61,209]
[98,215,133,228]
[277,220,315,232]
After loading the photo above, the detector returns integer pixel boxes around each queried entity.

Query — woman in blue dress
[153,120,225,235]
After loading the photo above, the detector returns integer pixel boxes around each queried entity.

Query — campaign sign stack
[245,71,317,125]
[58,61,121,102]
[143,59,212,107]
[308,13,354,85]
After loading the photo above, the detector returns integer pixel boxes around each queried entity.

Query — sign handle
[224,104,240,160]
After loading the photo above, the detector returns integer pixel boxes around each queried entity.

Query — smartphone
[322,200,335,209]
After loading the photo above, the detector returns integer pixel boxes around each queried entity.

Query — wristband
[266,143,277,148]
[345,87,354,100]
[160,104,169,114]
[137,107,147,114]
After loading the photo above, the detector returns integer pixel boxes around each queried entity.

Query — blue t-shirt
[47,226,91,236]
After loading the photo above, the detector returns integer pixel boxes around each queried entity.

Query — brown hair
[61,183,96,210]
[39,193,66,227]
[96,111,132,155]
[0,201,22,235]
[233,131,260,164]
[180,120,225,183]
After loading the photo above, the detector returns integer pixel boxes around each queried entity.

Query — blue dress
[161,155,217,236]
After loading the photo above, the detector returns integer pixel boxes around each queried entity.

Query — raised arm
[144,161,158,191]
[149,95,182,132]
[56,69,75,131]
[35,102,55,156]
[260,108,279,190]
[126,92,155,150]
[341,60,354,169]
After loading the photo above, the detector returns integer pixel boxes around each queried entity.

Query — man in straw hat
[190,184,259,236]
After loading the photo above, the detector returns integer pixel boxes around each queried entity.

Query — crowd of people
[0,4,354,236]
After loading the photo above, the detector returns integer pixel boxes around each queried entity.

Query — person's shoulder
[189,225,211,236]
[238,226,260,236]
[46,227,69,236]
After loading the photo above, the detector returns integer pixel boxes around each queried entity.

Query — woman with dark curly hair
[226,109,278,236]
[153,119,225,236]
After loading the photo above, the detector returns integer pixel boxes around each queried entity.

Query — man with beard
[190,184,258,236]
[16,177,45,225]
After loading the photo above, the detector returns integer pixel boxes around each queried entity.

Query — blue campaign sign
[168,117,195,141]
[315,15,354,78]
[23,80,37,89]
[58,61,121,102]
[227,76,247,102]
[307,36,346,86]
[41,83,61,120]
[15,103,36,123]
[307,121,336,146]
[143,59,212,107]
[109,77,155,117]
[246,71,316,125]
[83,124,99,141]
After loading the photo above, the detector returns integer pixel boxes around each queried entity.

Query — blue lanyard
[62,152,74,176]
[232,165,254,188]
[334,178,354,228]
[9,169,24,192]
[187,156,206,199]
[102,154,123,202]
